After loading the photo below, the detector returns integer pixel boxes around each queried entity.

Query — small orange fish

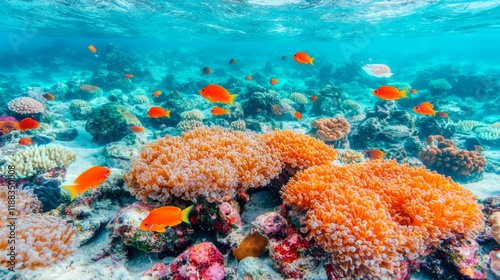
[43,93,55,100]
[147,106,171,118]
[293,51,314,65]
[211,106,230,116]
[18,137,33,146]
[270,77,278,86]
[310,95,318,102]
[364,149,385,160]
[372,86,408,100]
[294,111,303,120]
[140,205,194,232]
[200,84,238,105]
[152,90,162,97]
[62,166,111,200]
[410,89,418,94]
[203,67,212,75]
[437,112,449,118]
[88,45,96,53]
[229,58,237,64]
[130,125,145,133]
[124,74,134,78]
[245,75,253,81]
[413,102,438,116]
[18,118,39,131]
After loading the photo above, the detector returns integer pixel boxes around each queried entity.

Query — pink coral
[169,242,225,280]
[7,97,45,115]
[490,249,500,277]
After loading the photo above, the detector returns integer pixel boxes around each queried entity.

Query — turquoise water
[1,1,500,279]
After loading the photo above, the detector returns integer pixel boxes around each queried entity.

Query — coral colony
[0,24,499,280]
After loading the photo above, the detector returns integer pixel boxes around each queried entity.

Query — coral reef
[261,129,337,169]
[177,120,204,132]
[230,119,246,131]
[7,97,45,120]
[0,188,78,270]
[310,117,350,145]
[490,250,500,277]
[418,135,486,183]
[125,126,282,203]
[103,134,146,169]
[429,78,452,94]
[85,102,142,144]
[69,99,92,120]
[416,116,456,139]
[169,242,225,280]
[0,144,76,179]
[236,257,283,280]
[456,120,487,134]
[281,160,484,279]
[335,149,365,164]
[310,85,345,115]
[488,212,500,244]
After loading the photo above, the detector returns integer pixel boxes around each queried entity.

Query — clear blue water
[1,1,500,279]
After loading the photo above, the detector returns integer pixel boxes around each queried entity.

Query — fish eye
[144,222,148,226]
[201,89,205,92]
[294,55,297,57]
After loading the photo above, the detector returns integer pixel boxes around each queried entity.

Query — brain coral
[7,97,45,115]
[125,126,283,203]
[261,130,337,169]
[281,160,484,279]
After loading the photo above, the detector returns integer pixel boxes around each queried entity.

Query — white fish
[362,64,394,78]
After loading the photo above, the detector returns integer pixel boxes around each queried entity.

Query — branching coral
[281,160,484,279]
[125,126,282,203]
[261,130,337,169]
[456,120,486,133]
[0,144,77,178]
[310,117,350,142]
[418,135,486,182]
[0,188,78,270]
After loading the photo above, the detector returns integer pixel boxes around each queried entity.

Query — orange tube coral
[281,160,484,279]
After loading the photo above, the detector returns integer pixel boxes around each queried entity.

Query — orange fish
[438,112,449,118]
[130,125,145,133]
[245,75,253,81]
[413,102,438,116]
[147,106,171,118]
[18,118,39,131]
[270,77,278,86]
[310,95,318,102]
[200,84,238,105]
[140,205,194,232]
[410,89,418,94]
[229,58,237,64]
[43,93,55,100]
[203,67,212,75]
[372,85,408,100]
[61,166,111,200]
[293,51,314,65]
[152,90,162,97]
[124,74,134,78]
[211,106,230,116]
[18,137,33,146]
[88,45,96,53]
[364,149,385,160]
[294,112,303,120]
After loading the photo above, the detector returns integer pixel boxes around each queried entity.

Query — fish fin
[165,110,171,118]
[61,184,79,201]
[400,89,409,98]
[423,102,434,108]
[181,205,194,224]
[310,57,314,66]
[229,94,239,106]
[155,227,167,233]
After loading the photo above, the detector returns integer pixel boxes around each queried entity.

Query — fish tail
[229,94,239,106]
[61,184,79,201]
[180,205,194,224]
[400,89,409,98]
[310,57,314,65]
[165,110,171,118]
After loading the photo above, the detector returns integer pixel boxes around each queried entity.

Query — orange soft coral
[281,160,484,279]
[125,126,283,203]
[310,117,350,142]
[261,130,336,169]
